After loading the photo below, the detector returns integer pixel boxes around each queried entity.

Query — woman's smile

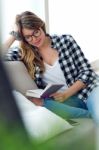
[33,38,41,46]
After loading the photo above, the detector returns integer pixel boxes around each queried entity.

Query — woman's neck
[39,36,51,51]
[38,36,58,66]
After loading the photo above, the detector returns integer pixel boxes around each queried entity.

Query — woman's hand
[50,80,86,103]
[27,97,44,106]
[50,91,70,103]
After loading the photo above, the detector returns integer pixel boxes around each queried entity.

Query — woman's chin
[34,40,42,48]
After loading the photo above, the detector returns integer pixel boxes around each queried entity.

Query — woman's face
[22,27,46,48]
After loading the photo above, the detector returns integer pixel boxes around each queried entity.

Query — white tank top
[42,59,68,92]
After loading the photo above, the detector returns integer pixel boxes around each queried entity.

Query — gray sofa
[4,61,37,95]
[3,60,99,150]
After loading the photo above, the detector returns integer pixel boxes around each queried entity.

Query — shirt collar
[46,33,57,49]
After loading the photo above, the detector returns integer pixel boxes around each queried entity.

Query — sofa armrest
[91,59,99,73]
[3,61,37,95]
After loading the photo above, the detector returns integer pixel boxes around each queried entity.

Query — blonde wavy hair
[16,11,46,79]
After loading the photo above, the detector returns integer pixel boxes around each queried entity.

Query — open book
[26,83,64,98]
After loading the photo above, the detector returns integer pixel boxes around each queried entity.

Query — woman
[3,11,99,122]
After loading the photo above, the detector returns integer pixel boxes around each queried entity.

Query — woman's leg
[86,86,99,125]
[63,95,88,110]
[43,98,91,119]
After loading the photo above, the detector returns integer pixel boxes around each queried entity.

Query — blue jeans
[43,95,91,119]
[86,86,99,125]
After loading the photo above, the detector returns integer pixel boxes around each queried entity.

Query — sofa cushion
[3,61,37,95]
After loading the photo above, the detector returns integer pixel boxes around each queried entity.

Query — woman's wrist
[63,87,75,99]
[2,35,16,53]
[9,31,22,41]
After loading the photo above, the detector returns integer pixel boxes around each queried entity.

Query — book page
[26,84,64,98]
[28,89,43,94]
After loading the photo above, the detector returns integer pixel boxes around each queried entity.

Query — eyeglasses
[24,29,41,42]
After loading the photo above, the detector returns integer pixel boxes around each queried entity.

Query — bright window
[48,0,99,62]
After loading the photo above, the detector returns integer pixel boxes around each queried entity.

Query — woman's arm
[68,35,95,85]
[50,80,86,102]
[2,22,19,56]
[2,35,16,55]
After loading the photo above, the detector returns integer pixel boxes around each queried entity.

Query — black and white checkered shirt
[5,34,99,101]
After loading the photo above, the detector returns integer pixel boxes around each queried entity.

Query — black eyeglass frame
[24,29,41,42]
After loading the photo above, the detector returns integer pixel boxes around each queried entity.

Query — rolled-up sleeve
[68,35,95,84]
[4,46,22,61]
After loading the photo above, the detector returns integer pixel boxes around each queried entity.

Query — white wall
[48,0,99,62]
[1,0,45,42]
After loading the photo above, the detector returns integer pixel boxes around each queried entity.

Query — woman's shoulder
[50,34,73,41]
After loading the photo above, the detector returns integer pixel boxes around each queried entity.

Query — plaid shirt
[5,34,99,101]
